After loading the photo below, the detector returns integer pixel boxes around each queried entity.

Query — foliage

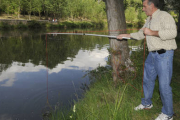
[0,22,12,29]
[0,30,109,70]
[165,0,180,11]
[125,7,137,25]
[159,0,180,32]
[16,21,28,29]
[0,0,148,26]
[0,0,107,22]
[0,20,106,29]
[0,0,179,29]
[27,20,43,28]
[124,0,146,27]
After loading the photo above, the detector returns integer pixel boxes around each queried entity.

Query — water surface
[0,28,141,120]
[0,29,110,120]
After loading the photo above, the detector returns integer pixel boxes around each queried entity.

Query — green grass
[46,21,106,29]
[0,20,106,30]
[50,37,180,120]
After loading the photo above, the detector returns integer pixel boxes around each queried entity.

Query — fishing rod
[45,33,136,40]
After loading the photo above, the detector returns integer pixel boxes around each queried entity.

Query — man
[117,0,177,120]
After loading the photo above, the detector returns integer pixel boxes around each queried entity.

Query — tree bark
[159,0,165,10]
[18,6,20,19]
[39,11,41,20]
[105,0,130,84]
[178,10,180,33]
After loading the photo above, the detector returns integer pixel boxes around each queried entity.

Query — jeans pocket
[157,53,166,59]
[157,50,174,60]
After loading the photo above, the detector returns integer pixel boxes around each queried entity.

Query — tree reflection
[0,30,109,71]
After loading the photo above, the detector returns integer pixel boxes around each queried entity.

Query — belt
[152,49,166,54]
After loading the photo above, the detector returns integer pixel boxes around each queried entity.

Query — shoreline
[0,19,107,29]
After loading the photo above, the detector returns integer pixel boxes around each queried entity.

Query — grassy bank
[0,20,142,30]
[49,36,180,120]
[0,20,107,29]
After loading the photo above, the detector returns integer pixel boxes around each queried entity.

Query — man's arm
[116,28,159,40]
[158,14,177,40]
[143,28,159,37]
[117,27,146,40]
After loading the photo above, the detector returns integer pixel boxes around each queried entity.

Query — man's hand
[143,28,159,37]
[116,34,131,40]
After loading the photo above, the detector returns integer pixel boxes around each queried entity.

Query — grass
[0,20,106,29]
[49,36,180,120]
[47,21,106,29]
[0,14,107,29]
[0,14,42,20]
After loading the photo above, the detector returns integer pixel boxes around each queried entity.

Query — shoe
[155,113,173,120]
[134,104,153,110]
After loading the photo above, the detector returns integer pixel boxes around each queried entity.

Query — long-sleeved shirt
[130,9,177,51]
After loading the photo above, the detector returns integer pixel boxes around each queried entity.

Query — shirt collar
[151,9,160,18]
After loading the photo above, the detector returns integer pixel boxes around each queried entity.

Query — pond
[0,28,140,120]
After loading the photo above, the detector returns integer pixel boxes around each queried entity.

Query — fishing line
[46,34,49,104]
[142,37,146,97]
[41,35,53,119]
[81,28,140,34]
[45,28,146,94]
[45,34,53,110]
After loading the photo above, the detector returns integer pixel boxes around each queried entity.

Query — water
[0,28,141,120]
[0,29,110,120]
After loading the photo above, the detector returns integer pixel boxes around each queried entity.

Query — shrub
[27,20,42,29]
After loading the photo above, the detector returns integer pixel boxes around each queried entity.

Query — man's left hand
[143,28,159,37]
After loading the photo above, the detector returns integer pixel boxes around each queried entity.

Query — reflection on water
[0,28,141,120]
[0,48,109,87]
[0,29,110,120]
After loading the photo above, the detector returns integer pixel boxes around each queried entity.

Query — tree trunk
[29,12,31,20]
[39,11,41,20]
[105,0,130,84]
[178,10,180,33]
[18,6,20,19]
[45,11,48,20]
[159,0,165,10]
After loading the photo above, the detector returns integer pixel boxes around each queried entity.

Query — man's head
[143,0,159,17]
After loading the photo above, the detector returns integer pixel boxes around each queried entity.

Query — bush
[0,22,11,29]
[27,20,43,29]
[16,22,28,29]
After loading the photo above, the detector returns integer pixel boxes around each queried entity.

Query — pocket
[157,50,173,60]
[156,52,167,60]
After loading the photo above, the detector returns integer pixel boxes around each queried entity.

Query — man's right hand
[116,34,131,40]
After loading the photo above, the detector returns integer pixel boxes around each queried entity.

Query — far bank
[0,19,107,30]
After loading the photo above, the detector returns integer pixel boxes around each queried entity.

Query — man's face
[143,0,153,16]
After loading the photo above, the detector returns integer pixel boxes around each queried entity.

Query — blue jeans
[141,50,174,117]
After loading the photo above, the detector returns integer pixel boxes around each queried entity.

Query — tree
[178,12,180,33]
[22,0,33,20]
[1,0,11,15]
[105,0,130,84]
[33,0,43,20]
[125,7,137,25]
[43,0,51,19]
[16,0,21,19]
[124,0,146,26]
[159,0,165,10]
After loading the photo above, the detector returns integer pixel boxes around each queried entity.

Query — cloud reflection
[0,47,109,87]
